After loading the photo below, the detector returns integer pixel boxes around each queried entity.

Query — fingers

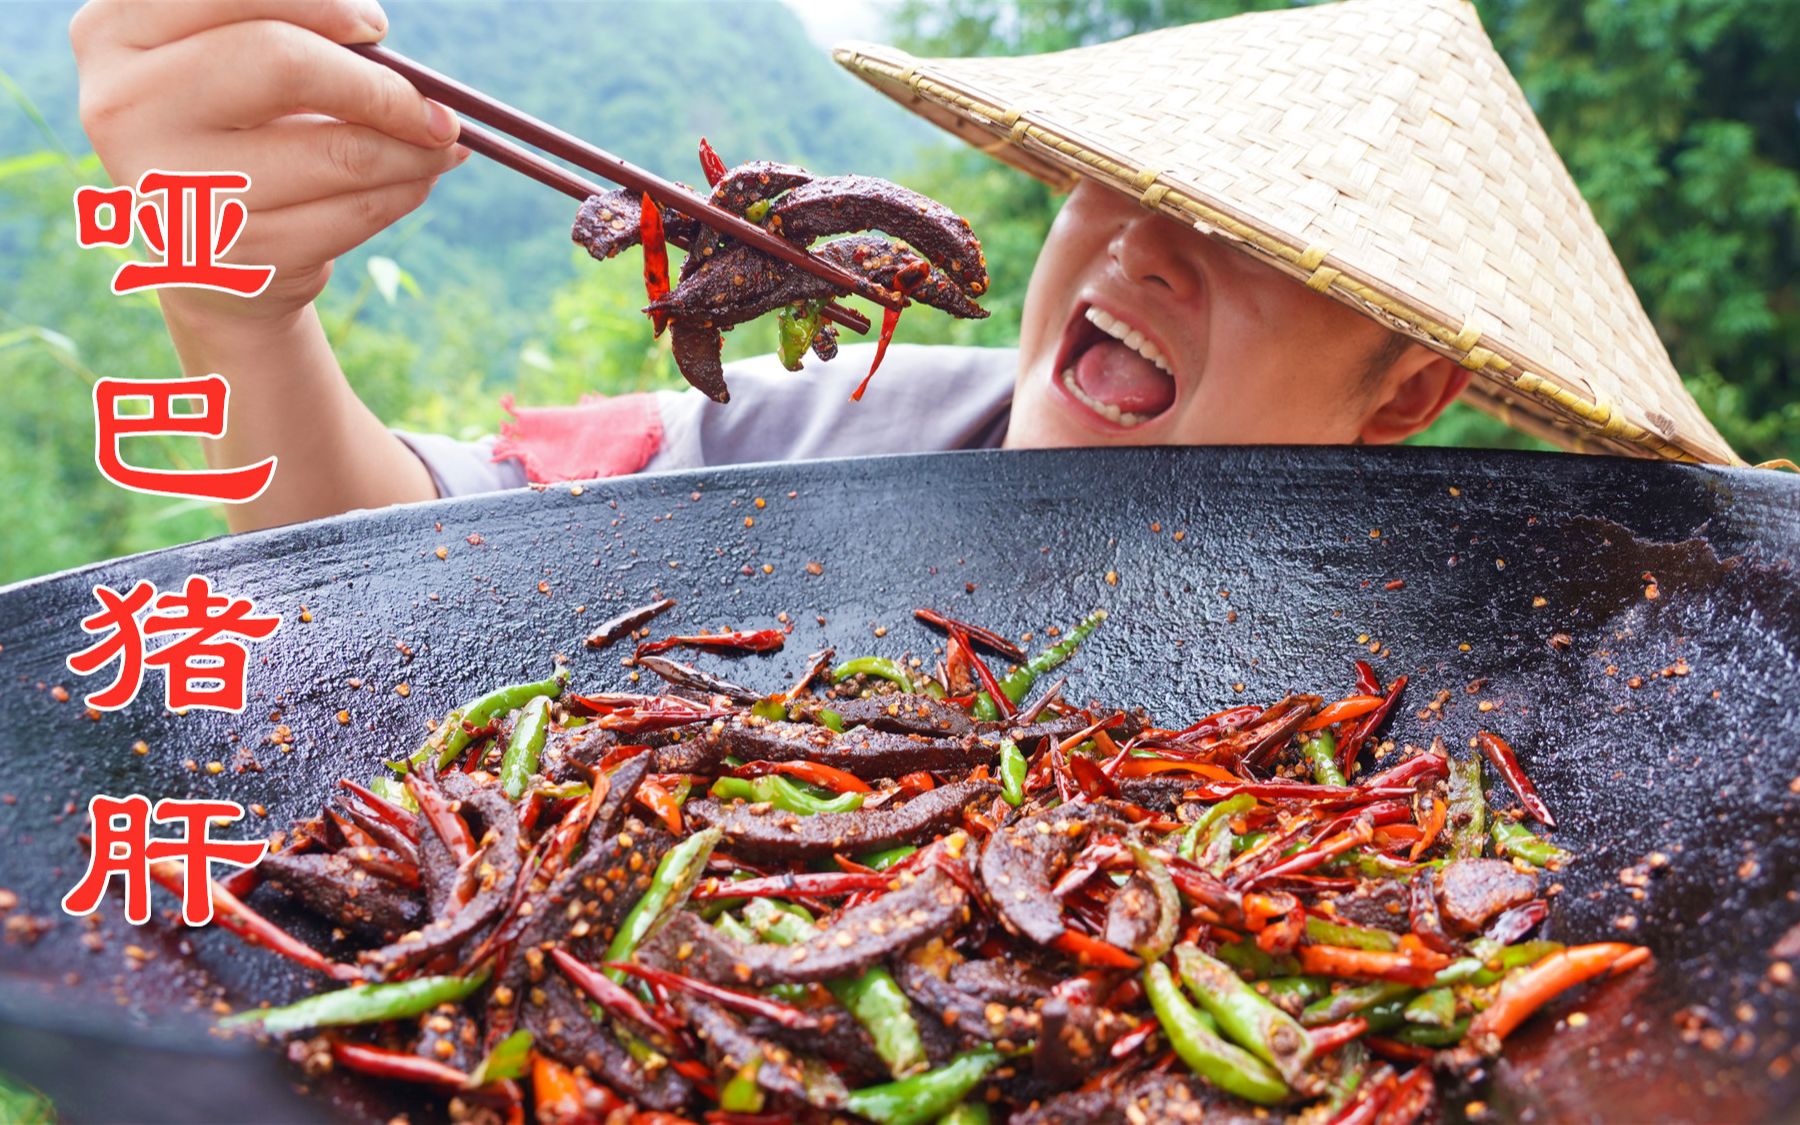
[225,175,439,271]
[124,20,458,147]
[173,116,468,212]
[72,0,386,56]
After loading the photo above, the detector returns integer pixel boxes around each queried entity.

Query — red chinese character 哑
[66,576,280,713]
[76,171,274,296]
[62,794,266,926]
[94,375,276,502]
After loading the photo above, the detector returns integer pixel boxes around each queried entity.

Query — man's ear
[1358,349,1470,445]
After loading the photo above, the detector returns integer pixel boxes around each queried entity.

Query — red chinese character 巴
[75,171,274,296]
[62,794,266,926]
[66,576,280,713]
[94,375,276,502]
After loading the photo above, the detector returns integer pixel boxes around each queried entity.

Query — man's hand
[69,0,462,532]
[71,0,466,326]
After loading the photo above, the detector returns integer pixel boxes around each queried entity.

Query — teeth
[1084,306,1173,374]
[1061,368,1150,427]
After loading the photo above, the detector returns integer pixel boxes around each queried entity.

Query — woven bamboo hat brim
[834,0,1739,464]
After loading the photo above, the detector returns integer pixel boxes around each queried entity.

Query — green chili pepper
[720,1052,767,1113]
[844,1047,1003,1125]
[1190,792,1254,841]
[1403,987,1457,1028]
[366,774,418,812]
[921,680,948,700]
[1300,981,1415,1027]
[220,969,490,1034]
[998,739,1027,806]
[468,1029,534,1085]
[1352,998,1407,1035]
[1182,793,1256,863]
[857,844,918,871]
[1257,976,1331,1009]
[714,911,757,943]
[1129,843,1181,961]
[1446,753,1487,859]
[498,695,552,800]
[1301,730,1346,787]
[751,698,790,722]
[835,967,929,1078]
[1468,939,1564,985]
[1433,957,1486,985]
[1491,818,1570,867]
[817,707,846,732]
[1303,914,1400,952]
[742,901,927,1078]
[745,199,772,223]
[710,775,864,815]
[1321,1040,1367,1114]
[832,657,916,694]
[936,1103,992,1125]
[776,302,825,372]
[1175,945,1314,1084]
[602,826,721,983]
[1143,962,1288,1105]
[1345,850,1426,879]
[403,667,567,772]
[1392,1016,1470,1046]
[972,610,1107,721]
[1214,939,1300,980]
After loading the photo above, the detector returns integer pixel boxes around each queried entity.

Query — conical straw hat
[835,0,1739,464]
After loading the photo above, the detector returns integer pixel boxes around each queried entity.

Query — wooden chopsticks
[447,119,870,335]
[347,43,898,330]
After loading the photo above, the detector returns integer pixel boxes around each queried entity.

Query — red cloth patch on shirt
[491,392,663,483]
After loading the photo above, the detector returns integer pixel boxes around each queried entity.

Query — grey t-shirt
[397,343,1017,497]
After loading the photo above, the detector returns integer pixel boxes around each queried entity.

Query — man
[70,0,1732,533]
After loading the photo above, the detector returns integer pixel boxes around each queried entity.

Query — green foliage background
[1,0,1794,585]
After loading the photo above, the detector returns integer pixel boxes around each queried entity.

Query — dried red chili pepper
[1353,659,1384,697]
[1052,929,1141,969]
[330,1039,471,1090]
[635,629,787,660]
[640,191,671,335]
[913,608,1025,661]
[607,962,821,1030]
[150,860,361,982]
[849,260,931,402]
[697,137,728,188]
[1339,674,1407,774]
[1475,730,1556,827]
[730,759,872,794]
[691,871,892,900]
[584,597,677,650]
[552,947,683,1039]
[1301,694,1386,732]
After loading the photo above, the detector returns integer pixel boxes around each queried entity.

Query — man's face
[1007,180,1399,448]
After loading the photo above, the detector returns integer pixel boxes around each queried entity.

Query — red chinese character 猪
[65,579,156,710]
[62,795,266,926]
[94,375,276,502]
[143,576,282,712]
[66,576,280,713]
[75,171,274,296]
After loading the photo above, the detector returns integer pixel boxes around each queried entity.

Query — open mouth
[1052,303,1179,429]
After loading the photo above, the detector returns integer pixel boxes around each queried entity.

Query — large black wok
[0,446,1796,1122]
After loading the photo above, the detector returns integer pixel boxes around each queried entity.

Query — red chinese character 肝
[75,170,274,296]
[62,795,266,926]
[94,375,276,502]
[66,576,280,713]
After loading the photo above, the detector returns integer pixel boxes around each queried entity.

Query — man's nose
[1108,211,1203,300]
